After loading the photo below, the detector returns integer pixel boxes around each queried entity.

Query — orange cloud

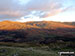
[43,6,72,18]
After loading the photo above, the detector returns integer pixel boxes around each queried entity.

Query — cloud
[0,10,28,19]
[25,0,63,11]
[0,0,29,19]
[0,0,74,21]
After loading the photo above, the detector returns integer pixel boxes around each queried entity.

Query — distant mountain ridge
[0,20,75,30]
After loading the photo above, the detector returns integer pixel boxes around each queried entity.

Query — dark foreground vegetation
[0,42,75,56]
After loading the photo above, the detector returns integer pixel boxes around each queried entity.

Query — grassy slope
[0,46,58,56]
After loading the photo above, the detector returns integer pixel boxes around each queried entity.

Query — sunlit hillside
[0,21,39,30]
[0,21,74,30]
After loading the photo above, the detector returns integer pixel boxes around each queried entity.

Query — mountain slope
[0,21,75,43]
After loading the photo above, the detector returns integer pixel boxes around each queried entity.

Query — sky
[0,0,75,22]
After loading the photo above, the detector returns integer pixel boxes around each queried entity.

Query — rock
[12,53,19,56]
[0,49,8,53]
